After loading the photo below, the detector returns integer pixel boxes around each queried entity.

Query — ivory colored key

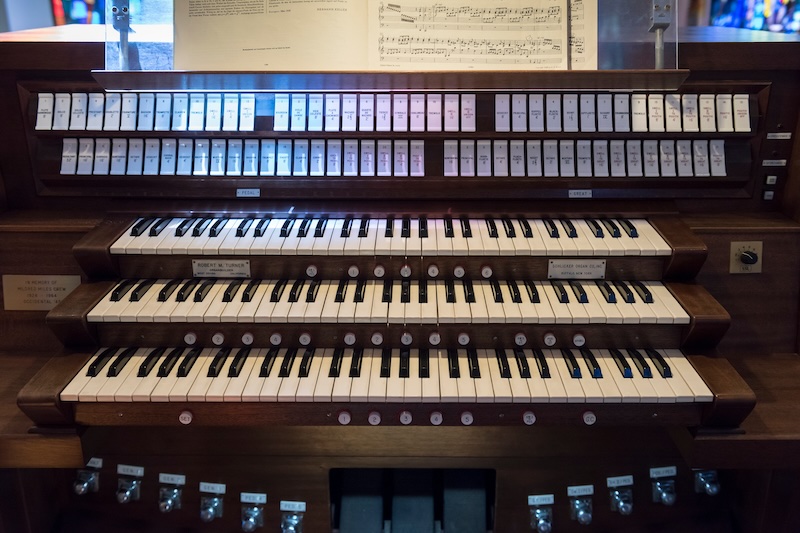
[135,347,186,401]
[296,348,325,402]
[520,349,552,402]
[447,349,477,403]
[472,349,495,403]
[222,348,263,401]
[353,280,377,323]
[166,348,214,402]
[401,348,423,402]
[384,349,406,402]
[623,349,660,402]
[420,349,440,402]
[240,348,279,401]
[647,283,690,324]
[185,281,226,322]
[487,349,514,402]
[594,350,636,402]
[200,348,240,401]
[537,350,568,402]
[303,281,332,323]
[87,279,138,322]
[585,282,623,324]
[482,281,508,324]
[572,350,604,403]
[277,348,314,402]
[259,348,293,401]
[187,347,233,401]
[60,348,116,401]
[112,348,165,401]
[659,349,712,401]
[310,348,336,401]
[551,349,586,403]
[319,279,348,323]
[329,348,355,402]
[80,348,143,402]
[432,219,454,256]
[236,281,271,323]
[498,349,531,402]
[349,349,374,402]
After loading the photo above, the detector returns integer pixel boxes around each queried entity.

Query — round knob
[200,506,216,523]
[400,264,412,278]
[371,332,384,346]
[582,411,597,426]
[242,517,258,533]
[572,333,586,347]
[428,332,441,346]
[344,332,357,346]
[241,332,254,346]
[453,266,466,278]
[159,498,174,514]
[703,480,721,496]
[460,411,474,426]
[368,411,382,425]
[430,411,444,426]
[269,333,282,346]
[523,411,537,426]
[306,264,318,277]
[457,333,470,346]
[660,490,677,506]
[480,266,493,279]
[515,333,527,346]
[740,250,759,265]
[536,519,553,533]
[73,480,90,496]
[576,508,592,526]
[184,332,197,345]
[299,333,312,346]
[399,410,413,425]
[618,500,633,516]
[337,410,352,425]
[401,332,413,346]
[427,264,440,278]
[543,333,557,347]
[347,265,360,278]
[212,332,225,346]
[374,265,386,278]
[117,488,132,504]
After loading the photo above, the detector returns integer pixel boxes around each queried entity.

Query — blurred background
[0,0,798,35]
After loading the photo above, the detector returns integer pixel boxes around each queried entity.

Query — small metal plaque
[568,189,593,199]
[280,501,307,512]
[607,475,634,488]
[528,494,555,506]
[236,188,261,198]
[650,466,677,479]
[117,464,145,477]
[200,482,226,494]
[548,259,606,279]
[763,159,787,167]
[567,484,594,497]
[159,473,186,486]
[192,260,251,278]
[767,132,792,140]
[242,492,268,504]
[2,275,81,311]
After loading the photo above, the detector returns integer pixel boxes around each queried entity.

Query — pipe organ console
[2,26,800,533]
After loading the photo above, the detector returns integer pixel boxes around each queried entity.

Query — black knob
[740,251,759,265]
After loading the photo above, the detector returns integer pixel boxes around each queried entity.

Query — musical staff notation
[379,2,563,32]
[379,34,564,64]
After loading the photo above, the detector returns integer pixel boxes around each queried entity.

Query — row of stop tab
[73,458,306,532]
[527,466,721,532]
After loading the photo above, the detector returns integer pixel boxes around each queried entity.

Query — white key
[152,279,196,323]
[385,349,406,402]
[205,280,246,323]
[168,349,214,401]
[452,350,477,403]
[660,349,712,402]
[349,349,374,402]
[185,281,225,322]
[573,350,604,402]
[241,348,277,401]
[60,349,114,401]
[259,348,290,401]
[623,349,660,402]
[540,350,568,402]
[596,350,639,403]
[222,348,261,401]
[303,281,331,323]
[236,281,271,323]
[353,280,376,323]
[582,350,622,402]
[142,348,188,402]
[252,280,282,323]
[486,349,513,402]
[188,347,235,401]
[277,348,311,402]
[403,349,423,403]
[585,282,623,324]
[551,349,586,403]
[330,349,354,402]
[295,348,324,402]
[473,350,495,403]
[432,220,453,256]
[420,349,440,402]
[647,282,690,324]
[311,348,336,401]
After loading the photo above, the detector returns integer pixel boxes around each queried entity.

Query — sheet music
[568,0,598,70]
[369,1,570,70]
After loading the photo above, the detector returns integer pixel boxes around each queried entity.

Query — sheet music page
[367,0,570,70]
[569,0,598,70]
[174,0,369,71]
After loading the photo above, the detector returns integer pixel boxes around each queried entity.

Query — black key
[385,216,394,238]
[628,349,653,378]
[444,217,455,238]
[445,280,456,303]
[176,279,200,302]
[447,349,460,378]
[459,216,472,238]
[401,216,411,238]
[177,348,202,377]
[349,349,364,378]
[242,280,261,302]
[107,347,137,377]
[613,281,635,304]
[380,348,392,378]
[399,348,410,378]
[619,218,639,238]
[129,217,156,236]
[517,217,534,238]
[228,348,251,378]
[193,279,216,302]
[270,279,289,302]
[596,281,616,304]
[631,281,654,304]
[485,218,499,238]
[138,347,166,377]
[600,218,621,238]
[208,218,229,237]
[495,349,512,379]
[401,280,411,303]
[130,279,156,301]
[462,279,476,303]
[280,218,297,237]
[334,279,349,302]
[532,348,550,378]
[568,281,588,304]
[418,349,430,378]
[87,347,117,377]
[259,348,279,377]
[560,219,578,238]
[501,217,516,238]
[329,348,345,378]
[542,218,559,238]
[561,349,582,378]
[586,218,604,238]
[551,281,569,303]
[236,218,255,237]
[314,217,329,238]
[110,279,137,302]
[358,216,370,238]
[207,348,232,378]
[513,348,531,379]
[175,217,198,237]
[253,217,271,237]
[287,279,306,303]
[419,216,429,238]
[192,217,213,237]
[506,280,522,303]
[418,280,428,304]
[223,280,243,302]
[353,280,367,303]
[610,349,633,378]
[148,217,172,237]
[157,348,184,377]
[297,216,313,238]
[523,280,540,303]
[278,348,298,378]
[341,216,354,238]
[489,279,503,303]
[645,349,672,378]
[467,349,481,378]
[298,348,315,378]
[305,279,320,303]
[580,349,602,378]
[382,279,393,303]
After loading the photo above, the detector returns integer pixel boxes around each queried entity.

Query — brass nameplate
[547,259,606,280]
[2,274,81,311]
[192,260,251,278]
